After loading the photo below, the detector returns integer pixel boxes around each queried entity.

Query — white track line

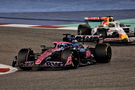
[0,64,18,75]
[0,24,77,30]
[0,24,36,28]
[56,27,77,30]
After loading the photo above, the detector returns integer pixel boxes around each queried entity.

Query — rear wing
[84,16,114,23]
[63,34,103,43]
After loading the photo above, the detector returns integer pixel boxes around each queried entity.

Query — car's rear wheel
[95,44,112,63]
[61,49,79,69]
[17,48,35,70]
[78,24,91,35]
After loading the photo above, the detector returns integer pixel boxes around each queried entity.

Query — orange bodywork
[119,34,128,40]
[102,17,111,24]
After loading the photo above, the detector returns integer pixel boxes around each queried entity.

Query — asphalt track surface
[0,26,135,90]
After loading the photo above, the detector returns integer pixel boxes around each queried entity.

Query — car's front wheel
[17,48,35,70]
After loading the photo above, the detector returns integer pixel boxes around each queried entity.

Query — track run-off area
[0,18,135,30]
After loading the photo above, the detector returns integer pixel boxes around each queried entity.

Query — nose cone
[119,34,128,40]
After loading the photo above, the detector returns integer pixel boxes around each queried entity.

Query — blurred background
[0,0,135,25]
[0,0,135,13]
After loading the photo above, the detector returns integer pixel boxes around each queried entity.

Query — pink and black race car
[12,39,112,70]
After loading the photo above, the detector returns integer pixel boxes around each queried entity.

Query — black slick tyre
[61,49,79,69]
[17,48,35,70]
[78,24,91,35]
[95,44,112,63]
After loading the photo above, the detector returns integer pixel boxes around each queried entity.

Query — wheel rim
[106,46,112,60]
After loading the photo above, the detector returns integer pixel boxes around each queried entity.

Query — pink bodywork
[86,50,91,58]
[35,41,72,65]
[65,56,73,66]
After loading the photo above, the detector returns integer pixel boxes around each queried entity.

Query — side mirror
[40,45,47,53]
[40,45,46,49]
